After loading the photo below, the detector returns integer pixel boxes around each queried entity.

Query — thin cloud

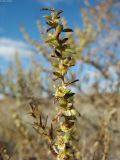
[0,37,33,61]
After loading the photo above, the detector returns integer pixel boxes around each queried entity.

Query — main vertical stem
[42,8,80,160]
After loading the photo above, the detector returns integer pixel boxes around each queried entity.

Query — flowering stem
[41,8,80,160]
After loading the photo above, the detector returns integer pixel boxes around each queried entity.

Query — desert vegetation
[0,0,120,160]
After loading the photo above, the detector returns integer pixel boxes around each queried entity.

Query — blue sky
[0,0,120,92]
[0,0,84,40]
[0,0,87,71]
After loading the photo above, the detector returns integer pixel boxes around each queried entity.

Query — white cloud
[0,37,33,61]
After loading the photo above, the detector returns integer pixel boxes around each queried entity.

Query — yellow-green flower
[57,150,72,160]
[55,136,67,150]
[55,85,70,98]
[63,108,80,118]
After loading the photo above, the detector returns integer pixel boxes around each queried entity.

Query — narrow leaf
[64,92,75,99]
[57,10,63,15]
[55,50,62,58]
[43,15,52,20]
[46,21,53,27]
[65,79,79,86]
[53,72,63,78]
[40,8,54,11]
[49,124,54,140]
[62,28,73,32]
[47,27,54,32]
[40,115,43,128]
[61,38,68,43]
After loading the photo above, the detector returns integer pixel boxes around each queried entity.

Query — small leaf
[46,27,54,32]
[49,124,54,140]
[57,10,63,15]
[57,15,60,19]
[51,54,56,58]
[51,62,59,68]
[62,28,73,32]
[57,44,68,51]
[31,112,36,119]
[46,21,53,27]
[55,50,62,58]
[46,21,58,28]
[55,25,63,37]
[40,8,54,11]
[61,38,68,43]
[56,44,66,51]
[64,92,75,99]
[65,48,75,53]
[65,79,79,86]
[53,71,63,78]
[71,109,80,117]
[40,8,49,11]
[39,115,43,128]
[43,15,52,20]
[45,37,56,43]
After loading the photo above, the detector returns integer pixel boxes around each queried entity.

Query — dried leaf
[31,112,37,119]
[57,10,63,15]
[65,79,79,86]
[40,8,54,11]
[61,38,68,43]
[53,72,63,78]
[39,115,43,128]
[62,28,73,32]
[64,92,75,99]
[49,124,54,140]
[46,21,54,27]
[55,50,62,58]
